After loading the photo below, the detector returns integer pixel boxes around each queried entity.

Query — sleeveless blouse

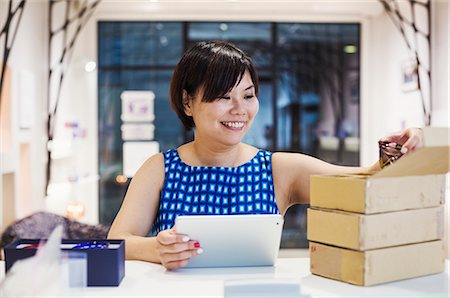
[151,149,279,235]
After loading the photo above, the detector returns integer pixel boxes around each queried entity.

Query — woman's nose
[230,97,246,115]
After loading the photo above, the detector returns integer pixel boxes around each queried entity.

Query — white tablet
[174,214,284,268]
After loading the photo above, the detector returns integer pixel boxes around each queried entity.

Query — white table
[1,259,448,297]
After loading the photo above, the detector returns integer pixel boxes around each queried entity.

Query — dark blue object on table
[4,239,125,286]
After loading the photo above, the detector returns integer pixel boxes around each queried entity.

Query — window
[98,21,360,247]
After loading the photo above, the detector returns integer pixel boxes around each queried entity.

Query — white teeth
[222,121,245,128]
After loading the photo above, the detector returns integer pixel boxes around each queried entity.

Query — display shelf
[17,130,33,144]
[1,172,16,229]
[0,65,37,231]
[46,174,100,225]
[1,64,14,231]
[0,153,17,174]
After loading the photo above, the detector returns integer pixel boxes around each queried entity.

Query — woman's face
[185,70,259,146]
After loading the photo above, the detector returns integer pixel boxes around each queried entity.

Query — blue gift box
[4,239,125,286]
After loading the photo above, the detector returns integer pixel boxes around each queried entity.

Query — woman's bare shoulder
[135,152,165,179]
[143,152,165,167]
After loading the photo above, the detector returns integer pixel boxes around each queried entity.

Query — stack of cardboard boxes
[307,127,449,286]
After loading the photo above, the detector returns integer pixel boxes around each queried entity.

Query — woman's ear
[182,90,193,116]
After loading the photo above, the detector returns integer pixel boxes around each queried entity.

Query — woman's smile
[221,121,246,130]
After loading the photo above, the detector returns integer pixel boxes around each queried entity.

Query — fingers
[162,247,200,263]
[159,244,202,269]
[160,239,200,254]
[379,128,423,155]
[163,249,202,270]
[401,128,423,154]
[156,229,203,269]
[165,259,190,270]
[157,228,190,245]
[379,130,407,144]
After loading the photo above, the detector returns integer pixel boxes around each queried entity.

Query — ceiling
[95,0,385,20]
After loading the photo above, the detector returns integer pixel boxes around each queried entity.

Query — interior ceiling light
[220,23,228,31]
[115,175,128,185]
[344,45,357,54]
[160,35,168,46]
[85,61,97,72]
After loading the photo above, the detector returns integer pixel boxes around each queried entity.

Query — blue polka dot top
[151,148,279,235]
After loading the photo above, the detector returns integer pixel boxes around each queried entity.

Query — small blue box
[4,239,125,286]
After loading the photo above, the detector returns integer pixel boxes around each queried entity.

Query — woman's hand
[379,127,424,155]
[367,127,424,173]
[155,228,202,270]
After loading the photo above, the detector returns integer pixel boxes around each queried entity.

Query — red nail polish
[194,242,200,248]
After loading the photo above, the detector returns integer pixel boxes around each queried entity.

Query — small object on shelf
[66,202,85,220]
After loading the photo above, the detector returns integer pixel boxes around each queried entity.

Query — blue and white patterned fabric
[151,149,279,235]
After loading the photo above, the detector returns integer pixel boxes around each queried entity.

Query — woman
[108,41,423,269]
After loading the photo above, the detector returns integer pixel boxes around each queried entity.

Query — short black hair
[169,41,259,130]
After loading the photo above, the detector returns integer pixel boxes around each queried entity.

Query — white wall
[361,12,425,165]
[0,1,47,230]
[362,0,449,160]
[431,0,449,127]
[431,0,449,259]
[365,0,449,258]
[44,7,99,225]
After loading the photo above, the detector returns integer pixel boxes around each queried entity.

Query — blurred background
[0,0,448,252]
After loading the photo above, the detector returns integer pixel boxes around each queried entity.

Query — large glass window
[187,22,274,149]
[98,21,360,247]
[98,22,184,224]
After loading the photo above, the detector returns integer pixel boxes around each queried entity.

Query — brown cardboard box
[309,240,445,286]
[310,174,445,214]
[308,127,449,286]
[307,206,444,250]
[310,127,450,214]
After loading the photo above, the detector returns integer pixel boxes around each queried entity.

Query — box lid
[373,127,450,178]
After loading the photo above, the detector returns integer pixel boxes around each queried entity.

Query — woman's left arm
[272,128,424,213]
[272,152,374,213]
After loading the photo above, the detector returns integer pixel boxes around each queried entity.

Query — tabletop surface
[0,258,449,297]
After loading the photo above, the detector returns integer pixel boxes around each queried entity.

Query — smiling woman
[168,41,261,166]
[169,41,259,131]
[106,40,424,270]
[181,70,259,155]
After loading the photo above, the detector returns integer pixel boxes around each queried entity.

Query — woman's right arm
[107,153,199,269]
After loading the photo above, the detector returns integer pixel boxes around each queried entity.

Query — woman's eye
[219,96,231,100]
[244,94,255,100]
